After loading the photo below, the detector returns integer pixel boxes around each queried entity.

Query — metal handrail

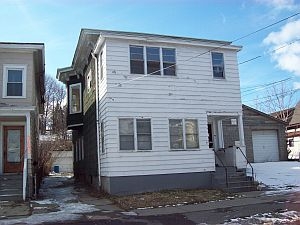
[236,146,254,182]
[213,149,228,188]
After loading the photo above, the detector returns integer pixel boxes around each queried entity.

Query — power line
[241,77,292,93]
[243,89,299,104]
[115,12,300,87]
[239,38,300,65]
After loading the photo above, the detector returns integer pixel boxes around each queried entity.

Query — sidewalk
[0,176,291,223]
[132,191,290,216]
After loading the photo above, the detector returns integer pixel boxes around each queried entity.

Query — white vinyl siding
[99,38,242,177]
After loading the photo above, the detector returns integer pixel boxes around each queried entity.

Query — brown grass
[109,189,237,210]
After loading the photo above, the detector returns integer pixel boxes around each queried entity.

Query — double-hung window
[211,52,225,78]
[69,83,82,114]
[3,64,26,98]
[146,47,161,75]
[130,46,176,76]
[162,48,176,75]
[130,46,144,74]
[169,119,199,150]
[119,118,152,150]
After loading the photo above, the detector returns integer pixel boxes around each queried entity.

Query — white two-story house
[0,42,45,200]
[57,29,248,195]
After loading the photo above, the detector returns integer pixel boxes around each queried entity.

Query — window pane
[162,48,175,62]
[147,47,160,75]
[137,135,152,150]
[119,119,134,135]
[70,84,81,113]
[120,135,135,150]
[130,46,144,74]
[131,60,144,74]
[7,83,22,96]
[137,119,151,133]
[137,119,151,150]
[169,119,183,149]
[212,52,224,78]
[119,119,134,150]
[163,63,176,76]
[7,130,21,162]
[8,70,22,82]
[162,48,176,75]
[185,119,199,149]
[147,61,160,75]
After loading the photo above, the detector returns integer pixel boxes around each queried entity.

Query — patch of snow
[223,210,300,224]
[247,161,300,193]
[136,206,154,210]
[1,176,99,225]
[121,211,138,216]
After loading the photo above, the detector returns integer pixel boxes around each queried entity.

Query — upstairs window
[69,83,82,114]
[129,46,176,76]
[146,47,161,75]
[211,52,225,78]
[162,48,176,75]
[3,65,26,98]
[130,45,144,74]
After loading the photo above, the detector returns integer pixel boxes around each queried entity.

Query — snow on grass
[223,210,300,225]
[247,161,300,194]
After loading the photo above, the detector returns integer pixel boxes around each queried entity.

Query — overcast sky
[0,0,300,108]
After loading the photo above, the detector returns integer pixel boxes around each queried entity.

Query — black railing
[213,149,228,188]
[236,146,254,182]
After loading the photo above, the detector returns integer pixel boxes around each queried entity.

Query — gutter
[91,52,101,188]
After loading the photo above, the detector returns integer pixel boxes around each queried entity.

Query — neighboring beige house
[0,42,45,201]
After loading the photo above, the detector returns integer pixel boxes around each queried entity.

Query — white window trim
[2,64,27,98]
[118,117,152,151]
[69,83,82,114]
[211,52,226,79]
[129,45,176,76]
[169,118,200,151]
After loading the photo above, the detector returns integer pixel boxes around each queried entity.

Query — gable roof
[242,104,288,125]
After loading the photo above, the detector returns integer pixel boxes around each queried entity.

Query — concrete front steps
[0,174,23,201]
[213,166,258,193]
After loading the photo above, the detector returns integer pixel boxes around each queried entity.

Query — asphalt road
[40,193,300,225]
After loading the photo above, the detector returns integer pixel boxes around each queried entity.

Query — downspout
[91,52,101,188]
[23,112,31,201]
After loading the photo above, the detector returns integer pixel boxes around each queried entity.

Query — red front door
[3,126,24,173]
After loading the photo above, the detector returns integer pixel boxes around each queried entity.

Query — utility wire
[116,12,300,87]
[239,38,300,65]
[241,77,293,97]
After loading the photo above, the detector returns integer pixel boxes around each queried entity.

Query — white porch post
[23,112,31,201]
[238,114,245,146]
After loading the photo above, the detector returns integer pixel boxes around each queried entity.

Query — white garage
[252,130,279,163]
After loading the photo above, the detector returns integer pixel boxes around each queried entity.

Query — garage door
[252,130,279,163]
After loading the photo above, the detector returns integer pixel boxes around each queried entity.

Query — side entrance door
[3,126,24,173]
